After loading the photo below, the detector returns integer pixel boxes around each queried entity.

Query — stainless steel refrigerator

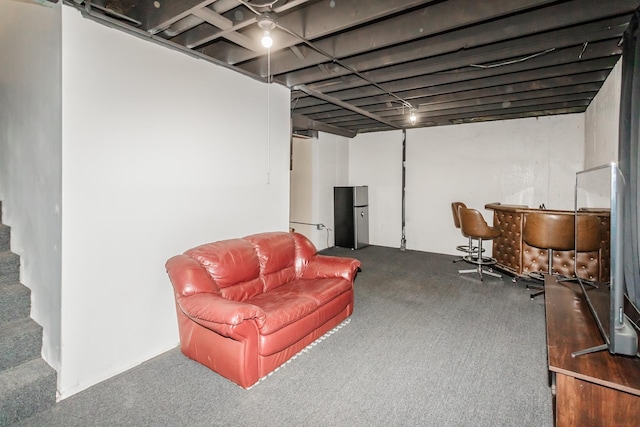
[334,186,369,249]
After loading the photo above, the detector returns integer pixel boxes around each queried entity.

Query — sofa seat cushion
[245,284,319,335]
[292,277,352,305]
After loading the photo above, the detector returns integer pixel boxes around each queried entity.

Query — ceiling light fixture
[261,31,273,48]
[258,13,277,49]
[409,109,417,126]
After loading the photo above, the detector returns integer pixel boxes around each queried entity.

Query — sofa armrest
[177,293,266,335]
[301,255,361,282]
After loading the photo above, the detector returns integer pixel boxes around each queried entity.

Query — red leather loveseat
[165,231,361,388]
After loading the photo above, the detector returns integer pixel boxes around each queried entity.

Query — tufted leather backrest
[491,209,524,273]
[596,216,610,280]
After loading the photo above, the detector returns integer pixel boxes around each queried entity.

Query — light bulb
[261,31,273,48]
[409,110,417,125]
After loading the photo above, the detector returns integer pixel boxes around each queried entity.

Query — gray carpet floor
[15,246,553,427]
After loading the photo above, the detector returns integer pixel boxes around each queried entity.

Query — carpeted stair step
[0,202,57,425]
[0,282,31,325]
[0,224,9,252]
[0,318,43,371]
[0,250,20,286]
[0,358,57,426]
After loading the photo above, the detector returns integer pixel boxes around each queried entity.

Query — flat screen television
[573,162,638,357]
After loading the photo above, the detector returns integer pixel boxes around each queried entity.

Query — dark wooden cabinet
[545,275,640,426]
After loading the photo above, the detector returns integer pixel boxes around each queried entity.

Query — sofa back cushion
[244,232,300,292]
[291,232,317,274]
[166,255,220,297]
[185,239,263,301]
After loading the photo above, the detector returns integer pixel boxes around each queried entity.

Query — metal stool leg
[453,236,484,263]
[458,238,502,281]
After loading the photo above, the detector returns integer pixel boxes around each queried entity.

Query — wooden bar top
[545,274,640,396]
[485,202,582,215]
[485,202,610,216]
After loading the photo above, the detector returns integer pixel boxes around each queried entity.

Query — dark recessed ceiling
[64,0,640,137]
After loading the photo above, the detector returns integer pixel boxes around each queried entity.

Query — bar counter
[484,203,610,281]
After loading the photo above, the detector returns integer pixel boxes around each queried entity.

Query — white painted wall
[584,59,621,168]
[290,132,350,249]
[59,8,290,397]
[290,136,313,234]
[314,132,350,250]
[0,0,63,373]
[349,131,404,249]
[349,115,584,256]
[57,7,290,398]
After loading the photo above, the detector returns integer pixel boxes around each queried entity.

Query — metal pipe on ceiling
[274,23,415,111]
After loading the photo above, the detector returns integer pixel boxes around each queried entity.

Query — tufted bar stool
[560,214,602,285]
[458,206,502,281]
[522,213,575,299]
[451,202,482,263]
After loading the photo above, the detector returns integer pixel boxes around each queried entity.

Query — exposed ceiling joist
[64,0,640,136]
[293,84,399,130]
[292,113,357,138]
